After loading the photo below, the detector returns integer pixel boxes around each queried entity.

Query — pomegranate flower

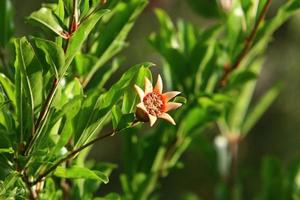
[134,75,182,126]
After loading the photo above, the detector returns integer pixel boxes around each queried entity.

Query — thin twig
[220,0,272,87]
[30,130,116,185]
[24,78,59,156]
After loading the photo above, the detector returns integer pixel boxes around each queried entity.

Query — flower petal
[162,91,181,101]
[165,102,182,112]
[134,85,145,101]
[149,114,157,127]
[158,113,176,125]
[154,74,163,94]
[137,102,147,113]
[144,77,153,94]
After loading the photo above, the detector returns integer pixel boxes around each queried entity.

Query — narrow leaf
[54,166,109,183]
[27,7,68,38]
[242,84,281,134]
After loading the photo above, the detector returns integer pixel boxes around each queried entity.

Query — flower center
[143,92,165,116]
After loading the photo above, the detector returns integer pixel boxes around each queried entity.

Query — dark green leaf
[94,193,121,200]
[0,0,14,47]
[63,9,109,75]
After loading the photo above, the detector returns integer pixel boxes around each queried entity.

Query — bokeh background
[12,0,300,199]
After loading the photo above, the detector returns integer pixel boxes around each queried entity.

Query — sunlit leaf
[54,166,109,183]
[27,7,68,38]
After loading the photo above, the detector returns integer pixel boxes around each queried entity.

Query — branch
[30,130,116,185]
[24,0,79,156]
[220,0,272,87]
[24,78,59,156]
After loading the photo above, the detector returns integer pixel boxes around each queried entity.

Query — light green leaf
[121,66,152,113]
[226,59,262,134]
[0,147,13,154]
[0,73,16,108]
[54,166,109,183]
[242,84,281,134]
[34,38,65,78]
[112,105,122,129]
[14,37,43,141]
[173,96,187,105]
[75,54,97,76]
[96,58,120,89]
[50,97,83,157]
[27,7,67,38]
[225,70,258,90]
[0,0,14,46]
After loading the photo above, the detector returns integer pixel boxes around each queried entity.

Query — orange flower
[134,75,182,126]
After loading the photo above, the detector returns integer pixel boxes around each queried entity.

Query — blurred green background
[12,0,300,199]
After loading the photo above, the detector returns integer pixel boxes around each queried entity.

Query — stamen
[143,92,165,116]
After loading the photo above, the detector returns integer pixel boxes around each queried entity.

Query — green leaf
[75,53,97,76]
[97,63,154,109]
[27,7,68,38]
[225,70,258,90]
[0,90,13,131]
[39,178,62,200]
[153,8,175,44]
[74,62,154,147]
[117,113,135,131]
[173,96,187,105]
[177,19,197,55]
[121,66,152,113]
[96,58,120,89]
[112,105,122,129]
[15,37,44,108]
[193,25,220,92]
[178,108,206,137]
[50,96,83,158]
[0,73,16,108]
[226,59,262,134]
[34,38,65,78]
[54,166,109,183]
[0,0,14,46]
[0,172,19,194]
[63,9,109,75]
[242,84,281,134]
[0,147,13,154]
[84,0,148,85]
[14,37,43,141]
